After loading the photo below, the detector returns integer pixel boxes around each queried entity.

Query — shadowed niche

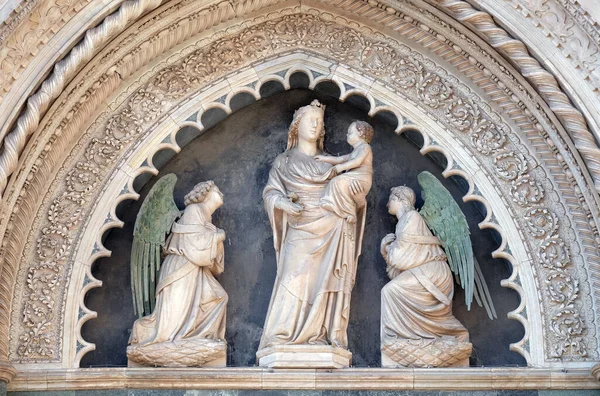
[81,88,525,368]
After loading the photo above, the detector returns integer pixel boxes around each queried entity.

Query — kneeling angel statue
[380,171,496,368]
[126,175,228,367]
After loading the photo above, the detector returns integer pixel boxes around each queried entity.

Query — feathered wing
[131,173,180,318]
[417,171,497,319]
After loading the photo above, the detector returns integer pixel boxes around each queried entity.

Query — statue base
[381,338,472,368]
[256,345,352,368]
[127,338,227,368]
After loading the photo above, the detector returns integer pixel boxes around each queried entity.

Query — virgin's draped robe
[259,149,368,349]
[381,210,469,344]
[129,204,227,346]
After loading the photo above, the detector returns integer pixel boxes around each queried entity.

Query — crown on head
[310,99,326,111]
[292,100,326,119]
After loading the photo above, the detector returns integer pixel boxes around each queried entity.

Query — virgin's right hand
[276,197,304,216]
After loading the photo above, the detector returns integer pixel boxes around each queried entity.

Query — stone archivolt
[0,0,597,387]
[506,0,600,85]
[455,0,600,140]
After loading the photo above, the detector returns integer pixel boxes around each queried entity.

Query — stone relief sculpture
[256,101,373,368]
[380,172,496,368]
[126,175,228,367]
[315,120,373,224]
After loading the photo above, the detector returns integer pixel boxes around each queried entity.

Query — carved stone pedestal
[127,338,227,368]
[257,345,352,368]
[381,338,471,368]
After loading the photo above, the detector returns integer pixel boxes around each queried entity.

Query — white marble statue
[315,120,374,224]
[127,177,228,367]
[256,101,373,368]
[380,173,496,368]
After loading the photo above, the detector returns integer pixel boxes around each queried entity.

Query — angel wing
[131,173,180,318]
[417,171,497,319]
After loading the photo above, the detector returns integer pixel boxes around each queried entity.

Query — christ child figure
[315,120,374,223]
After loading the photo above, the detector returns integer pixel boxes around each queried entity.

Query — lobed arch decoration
[0,0,599,390]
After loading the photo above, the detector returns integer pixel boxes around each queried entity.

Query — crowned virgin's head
[286,100,326,151]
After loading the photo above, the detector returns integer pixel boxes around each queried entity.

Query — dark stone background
[80,84,525,368]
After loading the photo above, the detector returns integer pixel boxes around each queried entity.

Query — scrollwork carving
[18,262,60,359]
[546,269,579,307]
[494,151,528,182]
[129,90,166,123]
[435,0,600,198]
[390,56,422,89]
[470,121,506,155]
[85,138,122,167]
[36,227,71,262]
[550,308,586,358]
[524,207,558,237]
[361,42,398,77]
[417,74,452,109]
[154,66,200,99]
[510,176,545,206]
[445,97,479,132]
[328,28,362,61]
[273,14,328,47]
[48,193,85,230]
[539,237,570,269]
[106,108,143,142]
[65,162,99,194]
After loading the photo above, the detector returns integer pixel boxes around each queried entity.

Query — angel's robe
[129,203,227,346]
[258,148,368,350]
[381,209,469,345]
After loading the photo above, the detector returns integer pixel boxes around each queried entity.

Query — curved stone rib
[0,0,164,199]
[434,0,600,192]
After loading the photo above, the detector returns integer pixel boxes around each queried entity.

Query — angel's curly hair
[184,180,215,206]
[389,186,416,208]
[286,100,326,151]
[350,120,374,144]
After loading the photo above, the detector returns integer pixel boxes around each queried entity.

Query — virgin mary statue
[257,101,372,367]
